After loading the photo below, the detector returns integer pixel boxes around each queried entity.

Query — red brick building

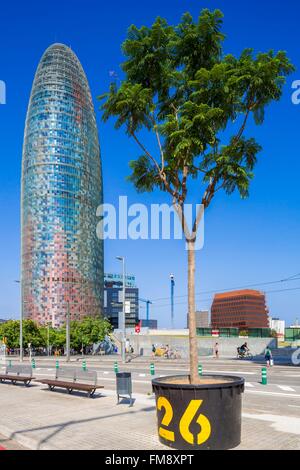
[211,289,269,329]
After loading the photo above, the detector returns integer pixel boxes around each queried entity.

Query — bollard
[31,358,36,369]
[8,360,12,367]
[198,364,203,376]
[55,359,59,370]
[150,363,155,376]
[114,361,119,374]
[261,367,267,385]
[82,359,87,371]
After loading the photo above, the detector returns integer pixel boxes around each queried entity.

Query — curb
[0,424,57,450]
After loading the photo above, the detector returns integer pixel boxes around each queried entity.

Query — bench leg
[25,380,31,387]
[89,389,96,398]
[67,389,73,394]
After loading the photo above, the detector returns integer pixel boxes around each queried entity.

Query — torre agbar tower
[21,44,103,327]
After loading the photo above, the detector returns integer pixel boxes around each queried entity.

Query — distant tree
[59,317,113,352]
[39,325,64,350]
[99,9,294,383]
[0,320,43,348]
[0,321,19,348]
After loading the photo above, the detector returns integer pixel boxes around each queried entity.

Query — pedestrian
[214,342,219,359]
[264,346,273,367]
[164,344,170,359]
[151,344,156,357]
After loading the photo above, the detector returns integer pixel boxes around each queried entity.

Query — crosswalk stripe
[245,382,254,387]
[277,385,295,392]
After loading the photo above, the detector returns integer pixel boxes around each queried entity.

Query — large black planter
[152,374,244,450]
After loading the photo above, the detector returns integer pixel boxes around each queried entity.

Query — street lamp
[66,301,70,362]
[47,322,51,357]
[116,256,126,364]
[14,280,23,362]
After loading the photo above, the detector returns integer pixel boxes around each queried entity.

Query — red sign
[135,324,140,333]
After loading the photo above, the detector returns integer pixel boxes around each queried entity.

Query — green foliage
[98,8,295,220]
[0,317,112,351]
[68,316,112,350]
[0,320,43,348]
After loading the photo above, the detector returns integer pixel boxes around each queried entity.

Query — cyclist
[237,342,249,356]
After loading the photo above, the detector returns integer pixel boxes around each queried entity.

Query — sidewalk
[0,382,299,450]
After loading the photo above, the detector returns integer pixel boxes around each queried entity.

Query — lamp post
[116,256,126,364]
[14,280,23,362]
[66,301,70,362]
[47,322,50,357]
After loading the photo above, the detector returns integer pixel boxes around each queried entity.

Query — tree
[0,320,43,349]
[0,321,19,348]
[99,9,295,383]
[63,317,112,352]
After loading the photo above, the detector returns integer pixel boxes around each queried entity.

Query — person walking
[151,344,156,358]
[214,342,219,359]
[264,346,273,367]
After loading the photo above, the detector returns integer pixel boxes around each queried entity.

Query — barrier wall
[122,333,277,358]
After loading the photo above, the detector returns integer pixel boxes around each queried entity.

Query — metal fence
[285,328,300,341]
[196,328,272,338]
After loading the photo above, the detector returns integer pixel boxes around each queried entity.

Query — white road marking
[277,385,295,392]
[282,374,300,378]
[182,369,255,376]
[242,413,300,435]
[139,374,146,377]
[288,405,300,408]
[103,371,109,374]
[246,390,300,398]
[245,382,255,387]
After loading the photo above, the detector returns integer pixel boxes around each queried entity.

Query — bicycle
[168,349,182,360]
[237,348,253,360]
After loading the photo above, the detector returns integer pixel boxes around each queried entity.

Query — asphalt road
[1,356,300,449]
[4,355,299,390]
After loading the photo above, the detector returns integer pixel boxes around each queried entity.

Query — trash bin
[116,372,133,406]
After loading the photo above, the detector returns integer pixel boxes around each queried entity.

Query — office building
[211,289,269,329]
[21,44,103,327]
[140,319,158,329]
[104,273,139,328]
[187,310,210,328]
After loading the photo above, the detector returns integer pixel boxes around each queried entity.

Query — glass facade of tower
[21,44,103,327]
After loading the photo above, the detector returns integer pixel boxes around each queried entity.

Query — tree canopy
[0,317,112,351]
[99,9,295,240]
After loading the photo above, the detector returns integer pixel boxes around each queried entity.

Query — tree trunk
[187,240,199,384]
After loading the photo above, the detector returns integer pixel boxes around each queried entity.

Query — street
[0,356,299,450]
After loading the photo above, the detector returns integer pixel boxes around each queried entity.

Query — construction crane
[170,274,175,329]
[139,298,153,322]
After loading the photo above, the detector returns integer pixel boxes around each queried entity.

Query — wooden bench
[36,368,104,397]
[0,364,34,386]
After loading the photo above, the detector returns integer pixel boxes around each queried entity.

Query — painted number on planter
[157,397,211,445]
[157,397,175,441]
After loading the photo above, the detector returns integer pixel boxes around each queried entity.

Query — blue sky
[0,0,300,328]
